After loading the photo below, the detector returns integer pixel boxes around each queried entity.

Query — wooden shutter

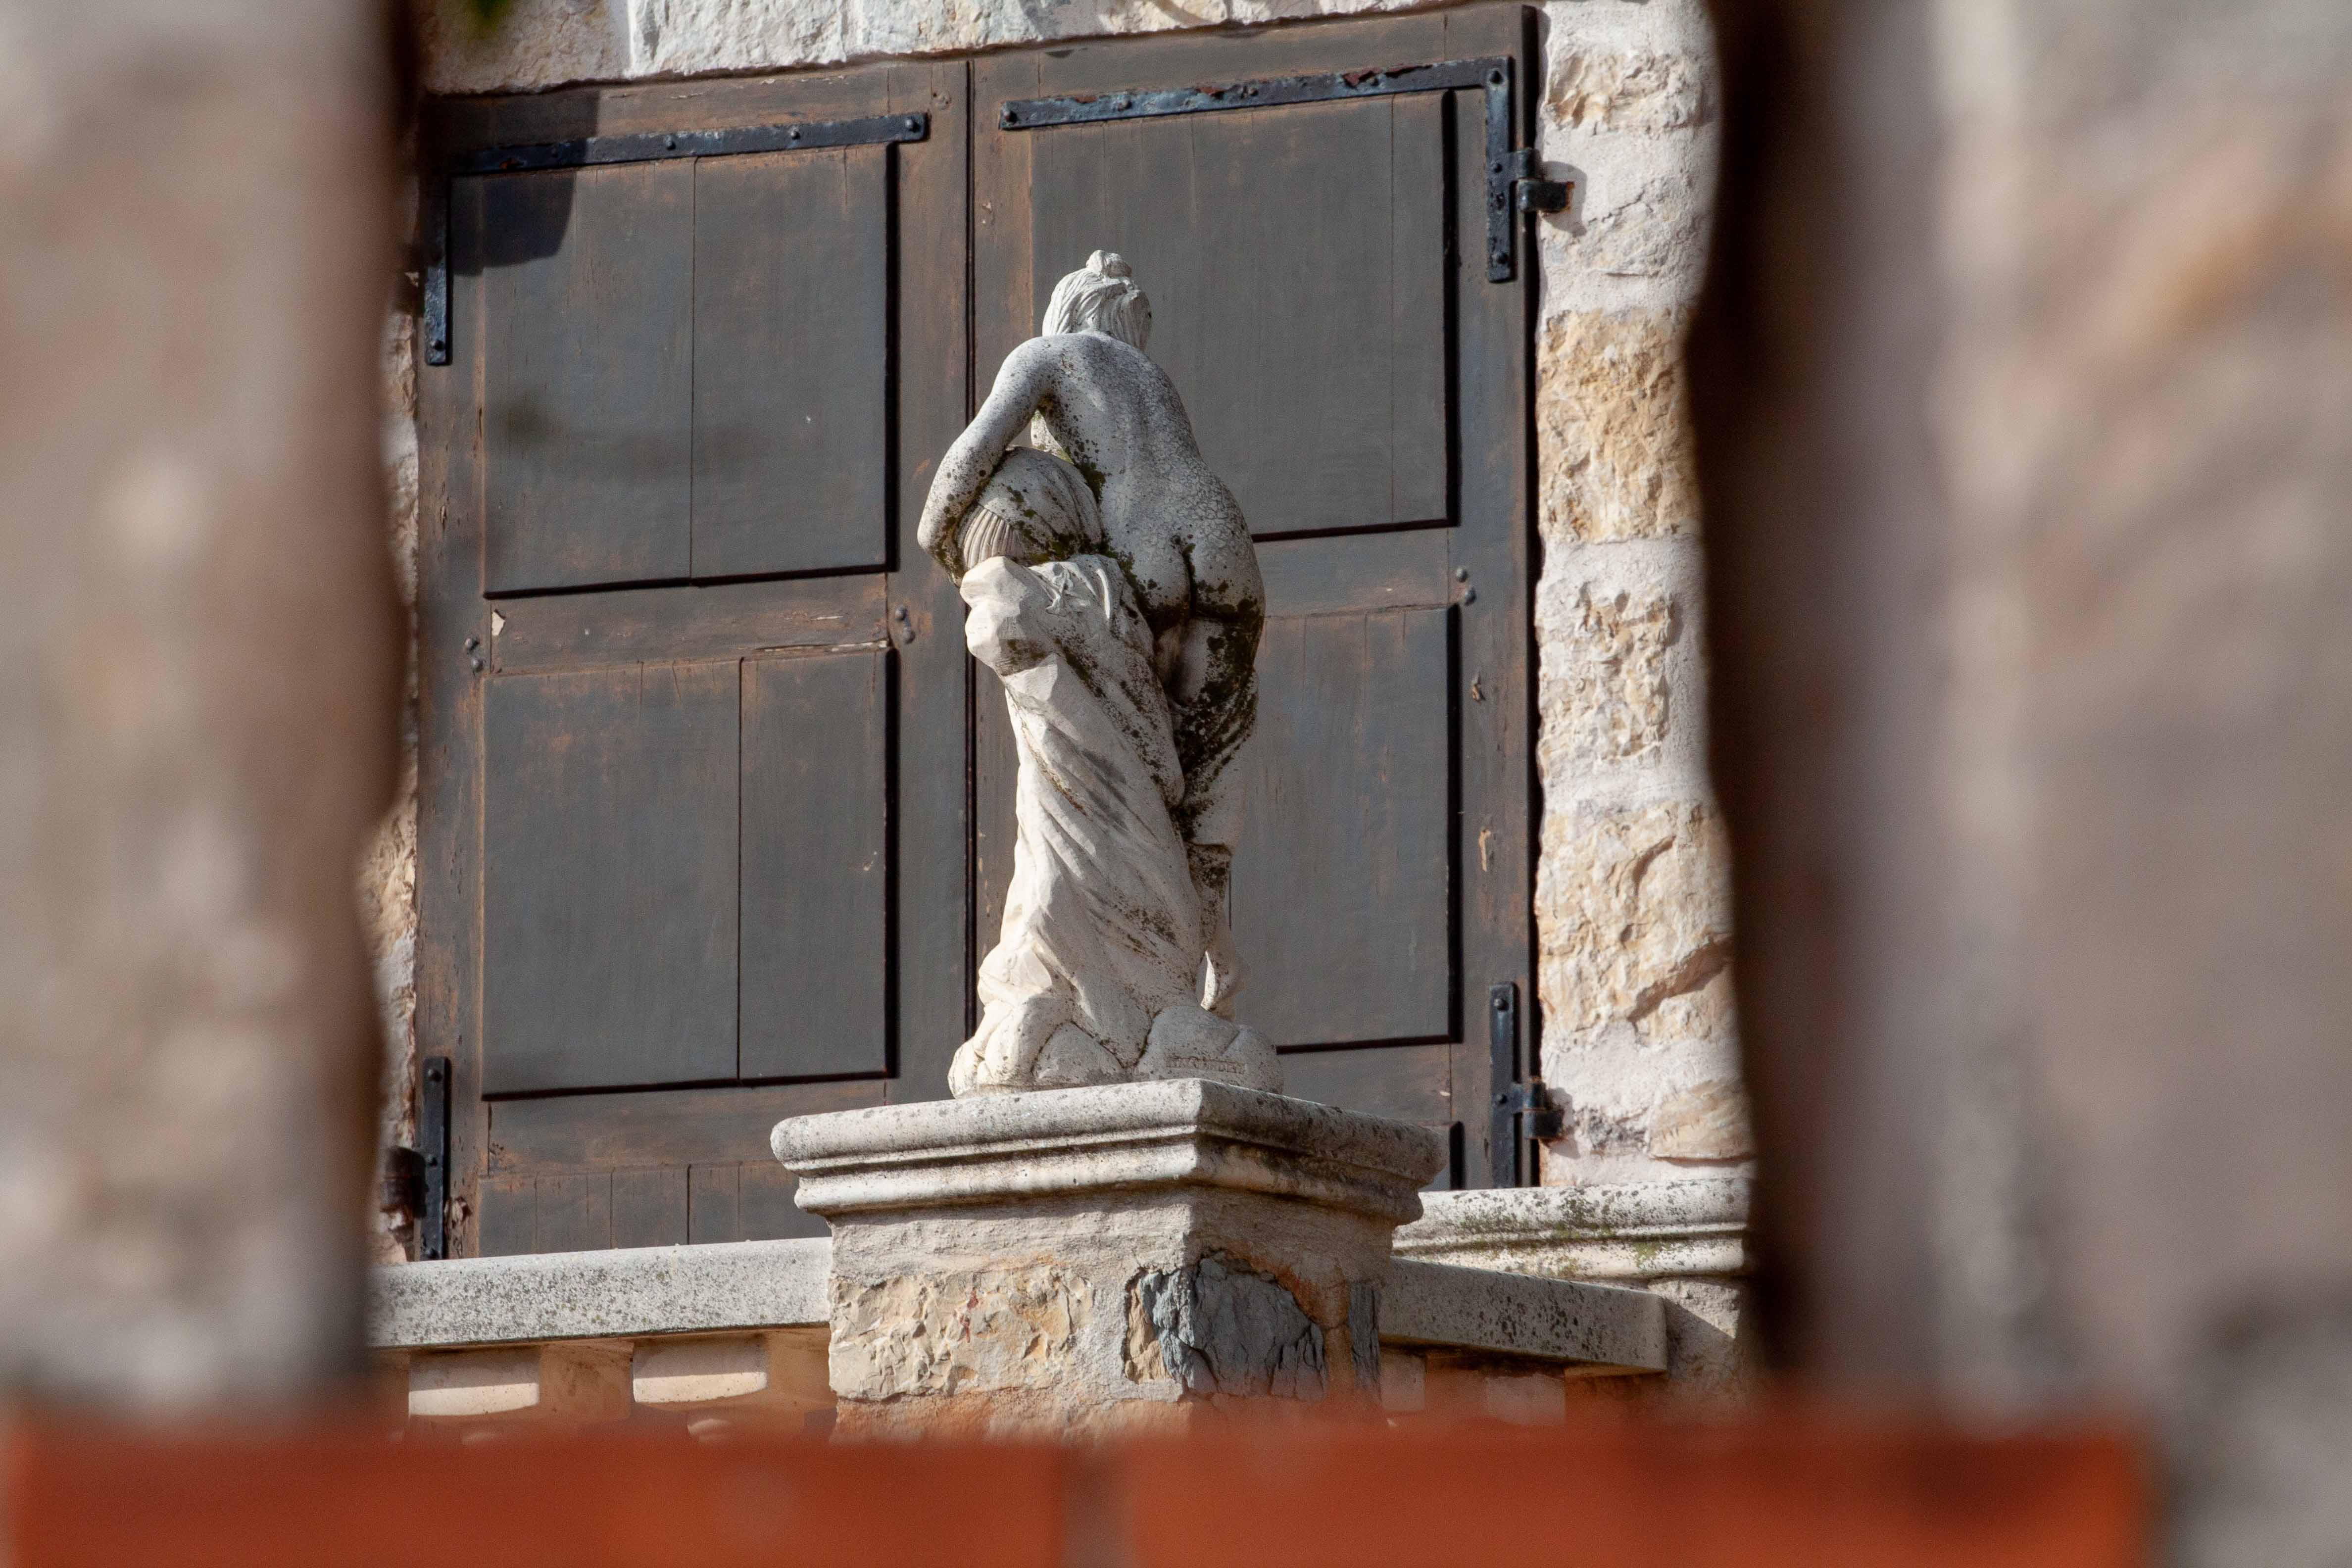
[974,7,1533,1186]
[418,63,971,1255]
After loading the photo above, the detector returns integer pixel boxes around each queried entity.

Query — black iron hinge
[999,56,1568,285]
[416,1055,451,1261]
[420,112,930,366]
[1486,981,1562,1187]
[1502,147,1571,215]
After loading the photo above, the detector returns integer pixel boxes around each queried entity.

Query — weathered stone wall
[1,0,399,1407]
[1527,0,1738,1184]
[368,0,1738,1247]
[1689,0,2352,1549]
[363,310,422,1265]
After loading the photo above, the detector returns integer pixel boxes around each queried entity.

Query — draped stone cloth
[950,554,1206,1095]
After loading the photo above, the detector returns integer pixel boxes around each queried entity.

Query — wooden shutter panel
[482,659,740,1095]
[740,649,890,1080]
[480,163,694,594]
[974,7,1532,1180]
[692,148,891,579]
[425,60,973,1255]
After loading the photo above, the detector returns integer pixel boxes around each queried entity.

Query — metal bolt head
[1454,568,1470,584]
[664,134,677,149]
[1462,587,1478,605]
[464,635,479,650]
[1488,69,1505,86]
[469,656,485,673]
[788,126,802,141]
[1002,108,1018,125]
[906,117,922,132]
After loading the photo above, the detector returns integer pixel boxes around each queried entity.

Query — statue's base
[770,1080,1445,1439]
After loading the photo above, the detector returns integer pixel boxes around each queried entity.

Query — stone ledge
[1383,1260,1666,1372]
[1393,1177,1751,1283]
[371,1238,828,1350]
[370,1236,1659,1372]
[773,1080,1445,1226]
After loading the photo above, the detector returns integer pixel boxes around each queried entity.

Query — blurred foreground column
[1692,0,2352,1555]
[0,3,397,1407]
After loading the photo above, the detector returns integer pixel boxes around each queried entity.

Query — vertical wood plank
[1236,609,1453,1047]
[972,53,1041,407]
[740,651,890,1080]
[532,1173,613,1253]
[476,1173,536,1258]
[687,1163,742,1243]
[418,164,494,1254]
[886,60,975,1101]
[739,1163,824,1241]
[482,660,740,1094]
[1391,91,1452,525]
[692,147,889,580]
[610,1168,690,1248]
[1443,3,1536,1184]
[481,161,693,593]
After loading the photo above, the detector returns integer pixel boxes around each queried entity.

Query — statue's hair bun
[1044,249,1151,350]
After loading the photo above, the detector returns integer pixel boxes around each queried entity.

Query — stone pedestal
[770,1080,1445,1438]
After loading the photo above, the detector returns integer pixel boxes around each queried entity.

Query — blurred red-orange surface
[4,1411,2144,1568]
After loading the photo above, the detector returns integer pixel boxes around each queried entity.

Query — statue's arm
[917,342,1054,577]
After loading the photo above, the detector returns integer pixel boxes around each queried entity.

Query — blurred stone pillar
[0,2,398,1408]
[1692,0,2352,1554]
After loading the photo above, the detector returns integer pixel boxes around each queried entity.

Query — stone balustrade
[371,1236,1666,1436]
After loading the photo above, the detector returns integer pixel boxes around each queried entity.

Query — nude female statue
[919,252,1266,1023]
[940,447,1277,1096]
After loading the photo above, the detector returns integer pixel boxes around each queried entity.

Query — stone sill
[1395,1177,1754,1282]
[369,1238,1666,1431]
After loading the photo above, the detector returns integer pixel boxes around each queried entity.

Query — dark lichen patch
[1124,1253,1327,1400]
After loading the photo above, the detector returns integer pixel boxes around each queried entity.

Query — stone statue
[918,252,1277,1098]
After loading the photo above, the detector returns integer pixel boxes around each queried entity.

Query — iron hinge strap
[1486,980,1562,1187]
[417,1055,451,1260]
[1494,1079,1565,1137]
[998,56,1565,285]
[421,111,930,367]
[1503,147,1571,215]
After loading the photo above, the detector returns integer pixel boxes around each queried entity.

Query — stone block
[1546,47,1713,133]
[773,1079,1443,1437]
[631,1336,769,1406]
[1649,1077,1755,1161]
[1420,1359,1568,1425]
[1381,1260,1666,1372]
[1395,1181,1757,1394]
[1538,581,1679,766]
[407,1341,630,1425]
[1536,798,1731,1040]
[1396,1179,1752,1285]
[372,1237,829,1349]
[1536,308,1699,541]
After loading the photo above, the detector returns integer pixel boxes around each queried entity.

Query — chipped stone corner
[1121,1252,1328,1403]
